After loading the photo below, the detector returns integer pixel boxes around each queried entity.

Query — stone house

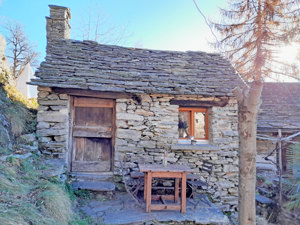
[31,5,243,211]
[257,83,300,177]
[16,64,37,98]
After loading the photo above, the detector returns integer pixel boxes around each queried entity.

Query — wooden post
[278,129,282,207]
[144,173,147,202]
[146,171,152,212]
[175,178,179,203]
[181,172,186,213]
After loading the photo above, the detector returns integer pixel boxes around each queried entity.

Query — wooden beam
[73,126,112,138]
[170,98,229,107]
[150,204,181,211]
[52,87,132,99]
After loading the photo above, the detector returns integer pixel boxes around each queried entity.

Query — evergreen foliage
[213,0,300,81]
[212,1,300,224]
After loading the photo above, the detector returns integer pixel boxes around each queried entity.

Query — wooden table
[139,164,194,213]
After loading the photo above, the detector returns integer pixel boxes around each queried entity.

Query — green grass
[0,155,75,225]
[74,189,92,200]
[70,215,94,225]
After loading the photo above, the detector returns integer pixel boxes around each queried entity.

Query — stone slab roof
[258,82,300,133]
[31,39,242,96]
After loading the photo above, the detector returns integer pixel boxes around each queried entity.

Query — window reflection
[178,111,190,138]
[194,112,206,139]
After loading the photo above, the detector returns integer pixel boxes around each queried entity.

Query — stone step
[72,181,115,192]
[70,172,114,182]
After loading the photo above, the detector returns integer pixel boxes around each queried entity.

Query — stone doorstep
[70,172,114,182]
[72,181,116,192]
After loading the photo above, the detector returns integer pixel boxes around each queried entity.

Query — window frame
[178,107,209,140]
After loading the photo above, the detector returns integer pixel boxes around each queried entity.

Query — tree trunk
[234,80,263,225]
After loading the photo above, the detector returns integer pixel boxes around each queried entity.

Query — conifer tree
[213,1,300,224]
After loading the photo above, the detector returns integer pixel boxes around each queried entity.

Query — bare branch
[3,21,40,80]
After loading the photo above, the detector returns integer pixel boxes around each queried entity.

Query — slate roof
[258,83,300,133]
[31,39,242,96]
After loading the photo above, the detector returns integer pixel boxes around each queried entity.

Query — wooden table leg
[146,171,152,212]
[144,173,147,202]
[175,178,179,203]
[181,172,186,213]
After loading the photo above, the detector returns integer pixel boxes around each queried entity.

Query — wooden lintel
[52,87,132,99]
[170,98,229,107]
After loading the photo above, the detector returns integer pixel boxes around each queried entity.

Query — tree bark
[234,80,263,225]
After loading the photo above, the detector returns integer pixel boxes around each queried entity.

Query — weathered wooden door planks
[71,97,114,172]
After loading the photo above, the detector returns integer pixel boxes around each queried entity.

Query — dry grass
[0,81,75,224]
[0,158,74,225]
[0,86,37,137]
[3,84,38,109]
[38,183,73,224]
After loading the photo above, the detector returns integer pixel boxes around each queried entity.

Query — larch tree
[4,22,39,81]
[212,0,300,224]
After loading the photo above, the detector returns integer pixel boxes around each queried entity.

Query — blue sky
[0,0,226,61]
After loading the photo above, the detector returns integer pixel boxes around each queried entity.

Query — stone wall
[114,94,239,212]
[36,87,69,159]
[36,89,239,211]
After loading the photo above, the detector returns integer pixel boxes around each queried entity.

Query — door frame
[67,95,116,173]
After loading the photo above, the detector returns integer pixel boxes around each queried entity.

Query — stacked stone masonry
[46,5,71,44]
[36,86,69,158]
[36,88,239,212]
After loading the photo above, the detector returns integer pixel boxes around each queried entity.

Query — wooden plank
[73,126,112,138]
[150,204,181,211]
[72,161,110,172]
[151,172,182,179]
[111,100,116,175]
[146,171,152,212]
[68,96,74,171]
[144,173,147,202]
[84,138,99,161]
[152,186,176,190]
[74,97,113,108]
[74,107,87,126]
[139,164,194,173]
[74,138,85,161]
[181,172,186,213]
[170,98,229,107]
[151,195,175,201]
[74,107,113,127]
[85,107,113,127]
[175,178,179,203]
[99,138,112,161]
[53,87,132,99]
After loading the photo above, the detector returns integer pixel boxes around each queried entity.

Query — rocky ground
[76,192,230,225]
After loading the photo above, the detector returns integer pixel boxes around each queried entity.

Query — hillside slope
[0,85,77,225]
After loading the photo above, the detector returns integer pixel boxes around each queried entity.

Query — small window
[178,108,209,140]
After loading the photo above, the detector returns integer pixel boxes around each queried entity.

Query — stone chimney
[46,5,71,45]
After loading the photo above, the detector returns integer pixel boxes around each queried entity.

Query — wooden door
[71,97,114,172]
